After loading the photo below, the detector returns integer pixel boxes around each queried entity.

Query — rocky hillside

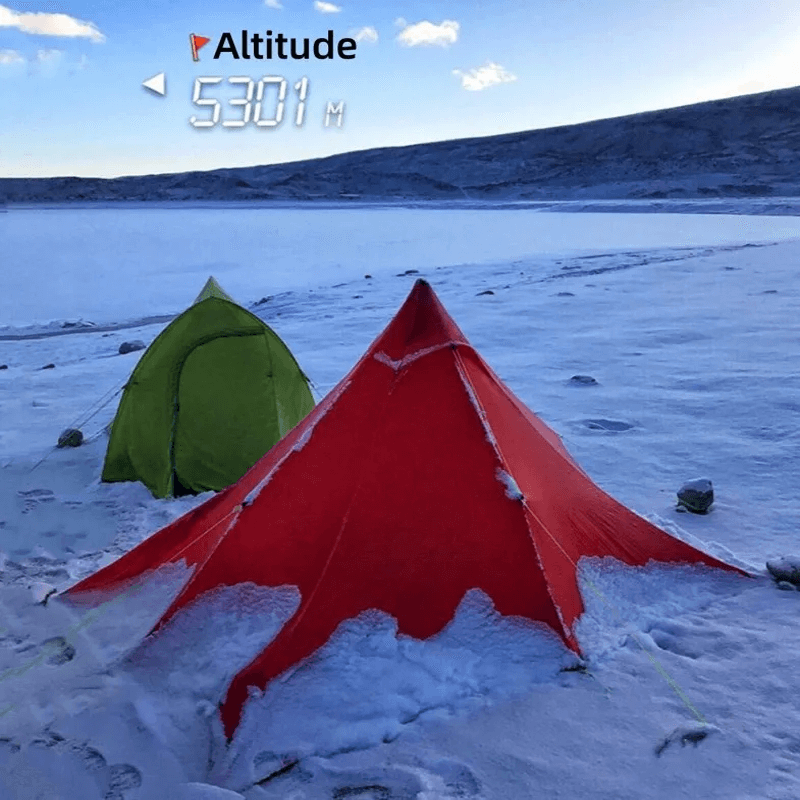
[3,85,800,203]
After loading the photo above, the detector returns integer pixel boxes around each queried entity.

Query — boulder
[569,375,598,386]
[766,556,800,588]
[118,340,145,355]
[57,428,84,448]
[677,478,714,514]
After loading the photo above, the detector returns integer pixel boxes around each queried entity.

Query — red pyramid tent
[66,280,744,737]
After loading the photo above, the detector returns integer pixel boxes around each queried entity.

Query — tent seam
[452,350,726,725]
[260,363,403,650]
[243,377,353,505]
[452,347,574,643]
[149,506,243,633]
[373,342,463,371]
[167,329,266,495]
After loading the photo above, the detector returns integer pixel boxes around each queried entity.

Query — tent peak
[194,276,236,305]
[372,279,468,362]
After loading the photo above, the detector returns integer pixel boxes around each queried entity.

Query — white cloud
[36,48,61,63]
[394,17,406,28]
[352,26,378,43]
[264,0,283,7]
[0,46,89,74]
[0,4,105,42]
[0,48,24,64]
[397,19,459,47]
[313,1,341,13]
[452,61,517,91]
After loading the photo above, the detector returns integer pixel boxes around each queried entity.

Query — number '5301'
[190,76,309,129]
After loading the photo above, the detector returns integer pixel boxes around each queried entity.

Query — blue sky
[1,0,798,178]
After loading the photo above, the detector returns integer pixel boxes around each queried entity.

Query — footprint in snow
[40,636,76,665]
[17,488,55,514]
[329,760,481,800]
[105,763,143,799]
[655,724,720,756]
[333,786,392,800]
[580,418,635,432]
[647,627,700,660]
[28,732,141,798]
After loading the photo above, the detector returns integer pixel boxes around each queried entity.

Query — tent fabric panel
[63,485,240,595]
[102,299,265,497]
[460,349,736,567]
[102,296,305,498]
[457,347,741,637]
[220,347,563,736]
[101,351,182,498]
[262,329,315,438]
[174,333,278,494]
[155,356,398,615]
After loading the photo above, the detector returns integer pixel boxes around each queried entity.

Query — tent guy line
[264,348,415,650]
[29,383,125,474]
[0,566,153,718]
[0,505,246,723]
[453,342,718,725]
[2,538,716,747]
[2,485,714,741]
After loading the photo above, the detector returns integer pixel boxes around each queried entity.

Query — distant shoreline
[0,315,175,342]
[5,198,800,216]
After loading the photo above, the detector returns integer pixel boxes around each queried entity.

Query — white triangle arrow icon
[142,72,166,96]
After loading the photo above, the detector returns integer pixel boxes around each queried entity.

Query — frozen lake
[4,204,800,327]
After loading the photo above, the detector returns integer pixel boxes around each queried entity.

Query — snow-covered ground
[1,205,799,799]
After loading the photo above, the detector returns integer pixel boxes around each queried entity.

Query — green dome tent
[102,277,314,498]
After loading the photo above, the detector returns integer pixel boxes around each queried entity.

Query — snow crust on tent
[66,279,745,738]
